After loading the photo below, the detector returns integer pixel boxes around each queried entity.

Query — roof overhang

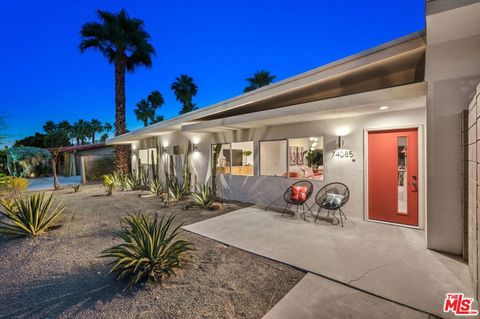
[108,31,426,145]
[181,82,427,132]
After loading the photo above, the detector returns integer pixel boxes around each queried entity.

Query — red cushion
[288,172,300,178]
[290,185,308,202]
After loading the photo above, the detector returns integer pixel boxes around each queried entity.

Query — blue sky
[0,0,425,145]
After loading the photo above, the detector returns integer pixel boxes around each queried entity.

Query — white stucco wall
[144,108,425,221]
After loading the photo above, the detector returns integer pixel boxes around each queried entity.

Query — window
[231,142,254,176]
[287,137,324,180]
[139,148,157,166]
[212,144,231,174]
[260,140,287,176]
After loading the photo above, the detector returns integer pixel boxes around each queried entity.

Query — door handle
[411,175,418,192]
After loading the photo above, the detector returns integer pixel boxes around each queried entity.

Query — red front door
[368,128,418,226]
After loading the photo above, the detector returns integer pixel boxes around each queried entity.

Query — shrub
[0,193,65,237]
[192,183,215,209]
[0,175,29,197]
[168,178,185,201]
[103,174,115,195]
[71,184,81,193]
[100,213,193,288]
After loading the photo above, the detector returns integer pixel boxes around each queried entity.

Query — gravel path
[0,184,304,319]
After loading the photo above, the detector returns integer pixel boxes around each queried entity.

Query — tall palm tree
[58,120,71,133]
[147,90,164,122]
[244,70,276,92]
[171,74,198,114]
[134,99,153,127]
[80,9,155,173]
[89,118,103,143]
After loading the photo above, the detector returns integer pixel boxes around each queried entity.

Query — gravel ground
[0,184,304,319]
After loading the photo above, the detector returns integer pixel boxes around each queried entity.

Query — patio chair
[281,180,314,219]
[314,182,350,227]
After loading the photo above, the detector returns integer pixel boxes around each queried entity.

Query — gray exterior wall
[426,1,480,255]
[133,108,425,220]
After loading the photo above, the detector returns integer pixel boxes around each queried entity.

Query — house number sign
[331,149,354,159]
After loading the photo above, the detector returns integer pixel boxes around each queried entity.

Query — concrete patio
[183,206,475,318]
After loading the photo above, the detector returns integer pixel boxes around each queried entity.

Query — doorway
[368,128,419,226]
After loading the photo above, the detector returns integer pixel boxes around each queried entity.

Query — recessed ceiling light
[379,106,389,110]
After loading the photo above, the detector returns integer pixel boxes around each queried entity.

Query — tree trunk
[114,52,129,173]
[92,134,95,144]
[51,151,60,190]
[144,120,148,127]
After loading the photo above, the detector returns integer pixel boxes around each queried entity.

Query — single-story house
[107,1,480,300]
[52,143,116,181]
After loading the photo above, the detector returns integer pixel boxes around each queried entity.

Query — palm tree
[134,99,154,127]
[43,120,57,133]
[171,74,198,114]
[80,9,155,173]
[89,118,103,143]
[244,70,276,93]
[103,122,112,133]
[147,90,164,122]
[58,120,71,133]
[151,115,164,124]
[72,119,89,145]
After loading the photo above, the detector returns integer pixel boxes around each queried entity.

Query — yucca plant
[0,193,65,237]
[192,183,215,209]
[168,178,184,201]
[100,213,193,288]
[72,184,81,192]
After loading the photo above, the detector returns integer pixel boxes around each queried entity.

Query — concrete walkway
[183,206,475,318]
[28,176,81,191]
[263,273,430,319]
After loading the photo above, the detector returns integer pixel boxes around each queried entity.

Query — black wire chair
[281,180,314,219]
[314,182,350,227]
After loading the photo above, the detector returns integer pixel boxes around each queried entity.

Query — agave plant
[149,178,165,197]
[100,213,193,288]
[126,174,142,190]
[110,171,128,191]
[192,183,215,209]
[71,184,81,192]
[0,193,65,237]
[168,178,184,201]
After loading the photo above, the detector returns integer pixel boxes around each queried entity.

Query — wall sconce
[193,144,199,152]
[160,147,168,155]
[337,136,344,149]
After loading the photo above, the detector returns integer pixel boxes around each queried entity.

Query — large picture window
[260,140,287,176]
[287,137,324,180]
[231,142,254,176]
[212,143,231,174]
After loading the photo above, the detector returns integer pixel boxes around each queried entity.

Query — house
[108,1,480,300]
[51,143,116,181]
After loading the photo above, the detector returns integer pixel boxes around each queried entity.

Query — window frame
[259,139,288,178]
[211,143,232,175]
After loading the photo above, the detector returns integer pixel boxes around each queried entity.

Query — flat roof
[108,31,426,144]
